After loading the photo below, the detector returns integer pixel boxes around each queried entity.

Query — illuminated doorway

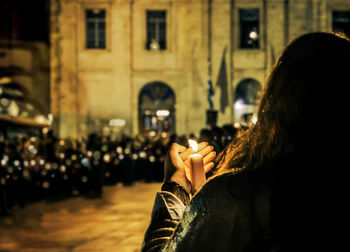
[139,82,175,133]
[234,78,261,126]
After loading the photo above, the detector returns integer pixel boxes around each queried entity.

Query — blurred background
[1,0,349,251]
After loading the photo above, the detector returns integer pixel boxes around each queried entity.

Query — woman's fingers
[203,151,216,165]
[204,162,215,173]
[186,160,215,184]
[176,142,215,184]
[197,145,214,157]
[197,142,209,152]
[185,151,216,180]
[184,165,192,184]
[179,148,192,160]
[182,146,216,168]
[169,143,186,169]
[180,142,212,162]
[184,158,191,170]
[179,142,208,160]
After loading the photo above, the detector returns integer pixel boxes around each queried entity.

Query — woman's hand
[164,142,216,194]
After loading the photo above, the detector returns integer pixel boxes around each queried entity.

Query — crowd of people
[0,124,241,216]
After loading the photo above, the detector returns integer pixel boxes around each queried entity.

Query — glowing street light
[150,39,160,51]
[156,110,170,117]
[249,31,259,40]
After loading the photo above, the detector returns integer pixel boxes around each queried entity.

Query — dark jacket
[143,162,346,251]
[142,170,273,251]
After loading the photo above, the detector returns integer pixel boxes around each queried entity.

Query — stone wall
[50,0,350,139]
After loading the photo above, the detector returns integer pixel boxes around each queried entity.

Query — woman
[142,32,350,251]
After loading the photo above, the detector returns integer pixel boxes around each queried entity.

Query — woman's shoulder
[175,169,271,251]
[166,171,257,251]
[196,168,270,202]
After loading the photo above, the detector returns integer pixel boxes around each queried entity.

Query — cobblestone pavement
[0,182,161,252]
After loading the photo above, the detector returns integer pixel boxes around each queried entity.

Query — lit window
[85,9,106,49]
[239,9,260,49]
[333,11,350,37]
[146,10,167,50]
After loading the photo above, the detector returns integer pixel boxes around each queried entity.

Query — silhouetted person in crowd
[42,130,57,162]
[86,133,100,151]
[211,126,225,152]
[142,32,350,251]
[221,123,238,147]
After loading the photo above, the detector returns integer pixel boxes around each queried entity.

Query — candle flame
[188,139,198,153]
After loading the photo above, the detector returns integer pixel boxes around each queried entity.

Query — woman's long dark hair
[211,32,350,176]
[207,32,350,250]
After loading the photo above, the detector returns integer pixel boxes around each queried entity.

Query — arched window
[234,78,261,126]
[139,82,175,133]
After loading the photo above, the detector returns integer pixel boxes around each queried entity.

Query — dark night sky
[0,0,50,44]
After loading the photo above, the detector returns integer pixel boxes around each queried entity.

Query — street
[0,182,161,252]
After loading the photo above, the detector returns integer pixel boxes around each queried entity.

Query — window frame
[238,8,261,50]
[145,9,167,51]
[79,1,111,52]
[85,8,107,50]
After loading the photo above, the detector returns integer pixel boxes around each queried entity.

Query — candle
[188,140,206,193]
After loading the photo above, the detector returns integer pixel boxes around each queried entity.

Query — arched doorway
[139,82,175,133]
[234,78,261,126]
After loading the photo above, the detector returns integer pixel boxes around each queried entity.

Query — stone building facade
[50,0,350,139]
